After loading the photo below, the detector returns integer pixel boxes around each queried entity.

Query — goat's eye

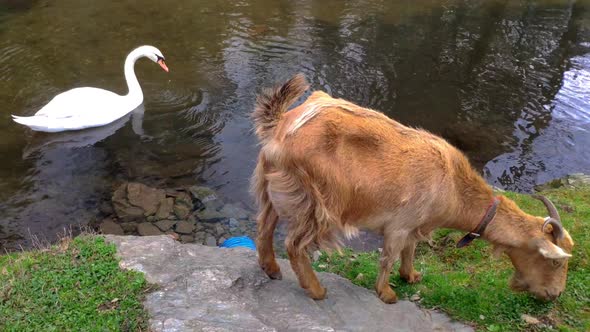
[552,260,562,268]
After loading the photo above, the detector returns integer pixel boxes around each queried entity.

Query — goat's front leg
[375,234,405,304]
[286,242,327,300]
[399,240,422,283]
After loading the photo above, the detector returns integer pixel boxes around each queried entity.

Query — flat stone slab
[106,235,472,332]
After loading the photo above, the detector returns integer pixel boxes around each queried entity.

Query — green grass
[0,236,150,331]
[313,187,590,331]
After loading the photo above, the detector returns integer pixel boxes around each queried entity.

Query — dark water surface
[1,0,590,249]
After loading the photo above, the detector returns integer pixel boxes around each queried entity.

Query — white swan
[12,45,168,133]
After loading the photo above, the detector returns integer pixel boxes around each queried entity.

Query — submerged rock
[120,222,138,233]
[174,191,193,207]
[155,198,174,220]
[196,207,224,221]
[126,182,166,216]
[220,203,249,220]
[112,182,165,221]
[155,219,176,232]
[99,218,124,235]
[173,204,191,220]
[175,221,195,235]
[179,235,194,243]
[112,184,145,221]
[107,235,472,332]
[137,223,163,236]
[205,235,217,247]
[189,186,217,203]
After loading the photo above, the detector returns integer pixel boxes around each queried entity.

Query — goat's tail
[252,73,309,142]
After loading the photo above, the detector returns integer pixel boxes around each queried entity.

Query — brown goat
[251,74,574,303]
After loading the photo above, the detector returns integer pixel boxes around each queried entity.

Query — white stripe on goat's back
[286,98,383,135]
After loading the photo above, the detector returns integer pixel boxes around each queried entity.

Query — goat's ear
[492,245,507,259]
[543,222,554,235]
[536,239,572,259]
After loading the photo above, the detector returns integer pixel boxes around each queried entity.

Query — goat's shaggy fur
[251,74,574,303]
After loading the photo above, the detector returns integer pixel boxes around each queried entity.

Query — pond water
[1,0,590,250]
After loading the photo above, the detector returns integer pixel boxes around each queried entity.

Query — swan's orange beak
[158,59,169,72]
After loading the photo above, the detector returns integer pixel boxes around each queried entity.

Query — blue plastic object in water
[219,236,256,251]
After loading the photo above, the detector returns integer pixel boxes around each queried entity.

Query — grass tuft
[0,235,149,331]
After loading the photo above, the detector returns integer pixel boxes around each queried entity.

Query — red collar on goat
[457,196,501,248]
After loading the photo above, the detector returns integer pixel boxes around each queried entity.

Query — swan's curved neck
[124,49,145,102]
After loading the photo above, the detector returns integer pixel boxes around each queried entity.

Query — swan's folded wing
[34,88,122,118]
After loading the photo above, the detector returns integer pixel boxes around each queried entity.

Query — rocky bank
[97,182,257,247]
[106,235,472,332]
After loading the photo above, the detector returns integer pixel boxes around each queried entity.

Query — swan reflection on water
[0,104,150,250]
[22,104,148,158]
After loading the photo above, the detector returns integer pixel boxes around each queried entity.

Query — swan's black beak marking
[156,55,169,72]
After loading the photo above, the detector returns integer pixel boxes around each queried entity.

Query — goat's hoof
[377,287,398,304]
[308,286,327,300]
[268,270,283,280]
[261,262,282,280]
[400,270,422,284]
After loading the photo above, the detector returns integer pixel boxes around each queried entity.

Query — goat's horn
[543,218,565,240]
[532,195,561,221]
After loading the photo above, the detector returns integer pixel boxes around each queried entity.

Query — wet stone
[219,203,249,220]
[100,218,124,235]
[173,203,191,220]
[194,231,207,244]
[112,182,165,221]
[174,192,193,207]
[175,221,195,235]
[156,197,174,220]
[186,215,198,225]
[164,189,185,197]
[196,207,224,221]
[229,218,239,229]
[204,199,225,211]
[126,182,166,216]
[114,204,144,222]
[218,236,228,246]
[155,219,176,232]
[189,186,217,203]
[137,223,163,236]
[205,235,217,247]
[120,222,138,233]
[180,235,194,243]
[215,223,227,236]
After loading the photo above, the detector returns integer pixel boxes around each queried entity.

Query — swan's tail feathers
[252,73,309,143]
[11,115,50,132]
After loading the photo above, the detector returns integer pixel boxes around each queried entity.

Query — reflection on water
[1,0,590,249]
[485,52,590,190]
[22,105,146,157]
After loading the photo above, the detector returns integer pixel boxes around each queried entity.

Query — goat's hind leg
[286,238,327,300]
[256,203,282,280]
